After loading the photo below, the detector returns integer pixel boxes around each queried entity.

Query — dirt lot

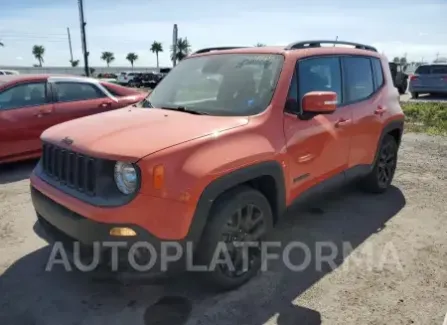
[0,133,446,325]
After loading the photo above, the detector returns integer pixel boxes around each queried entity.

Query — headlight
[114,162,138,195]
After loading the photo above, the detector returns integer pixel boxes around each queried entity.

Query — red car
[0,74,146,164]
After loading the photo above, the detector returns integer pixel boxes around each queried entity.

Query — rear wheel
[411,92,419,99]
[195,186,273,291]
[360,134,398,193]
[399,81,407,94]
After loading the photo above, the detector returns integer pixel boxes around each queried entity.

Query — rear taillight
[410,75,418,81]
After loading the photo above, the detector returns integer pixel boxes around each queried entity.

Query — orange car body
[30,42,404,276]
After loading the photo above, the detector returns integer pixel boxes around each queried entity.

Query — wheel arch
[186,160,286,245]
[372,119,404,166]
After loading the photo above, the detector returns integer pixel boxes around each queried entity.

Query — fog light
[110,227,137,237]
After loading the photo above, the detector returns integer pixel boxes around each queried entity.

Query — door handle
[374,106,387,115]
[335,118,351,128]
[99,102,112,108]
[34,110,52,118]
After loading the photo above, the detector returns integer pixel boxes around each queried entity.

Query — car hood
[41,107,249,161]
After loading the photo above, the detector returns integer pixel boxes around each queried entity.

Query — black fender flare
[185,161,286,245]
[372,119,404,167]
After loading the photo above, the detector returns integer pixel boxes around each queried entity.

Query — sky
[0,0,446,68]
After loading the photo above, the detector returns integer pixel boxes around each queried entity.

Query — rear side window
[343,57,374,102]
[55,82,106,102]
[298,57,342,104]
[415,65,431,74]
[371,58,384,90]
[431,65,447,74]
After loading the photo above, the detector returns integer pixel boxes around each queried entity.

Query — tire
[399,82,407,94]
[411,92,419,99]
[360,134,398,193]
[195,186,273,291]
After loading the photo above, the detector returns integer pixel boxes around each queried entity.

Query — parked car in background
[141,72,162,88]
[389,62,408,94]
[117,71,142,87]
[409,64,447,98]
[159,67,171,78]
[0,69,20,75]
[0,74,146,164]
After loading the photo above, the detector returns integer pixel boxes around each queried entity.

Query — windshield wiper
[160,106,209,115]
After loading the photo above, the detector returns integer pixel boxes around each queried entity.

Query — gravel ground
[0,133,446,325]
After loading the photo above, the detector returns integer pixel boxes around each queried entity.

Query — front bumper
[32,186,187,279]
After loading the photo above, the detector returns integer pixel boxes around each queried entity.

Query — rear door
[0,81,55,160]
[51,81,117,123]
[345,56,389,168]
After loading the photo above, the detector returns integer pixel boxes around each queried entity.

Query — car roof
[189,41,382,60]
[0,74,101,85]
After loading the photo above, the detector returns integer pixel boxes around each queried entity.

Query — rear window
[431,65,447,74]
[415,65,432,74]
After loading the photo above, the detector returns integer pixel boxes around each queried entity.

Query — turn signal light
[153,165,165,189]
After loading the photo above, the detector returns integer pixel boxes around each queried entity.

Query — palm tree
[126,52,138,69]
[70,59,80,67]
[150,41,163,68]
[255,43,266,47]
[32,45,45,67]
[171,37,191,64]
[101,51,115,67]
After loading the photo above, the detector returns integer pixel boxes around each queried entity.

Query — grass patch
[401,102,447,136]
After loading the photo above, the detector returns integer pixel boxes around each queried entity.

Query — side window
[0,82,47,110]
[55,82,106,102]
[371,58,384,90]
[343,57,374,102]
[298,57,342,105]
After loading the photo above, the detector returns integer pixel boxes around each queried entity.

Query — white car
[0,70,20,75]
[117,71,141,86]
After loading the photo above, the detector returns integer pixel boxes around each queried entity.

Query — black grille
[42,142,97,196]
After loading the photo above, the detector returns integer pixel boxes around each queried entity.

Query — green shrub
[401,102,447,135]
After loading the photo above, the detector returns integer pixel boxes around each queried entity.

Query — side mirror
[302,91,337,114]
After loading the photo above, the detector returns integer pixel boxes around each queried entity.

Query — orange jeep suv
[31,40,404,290]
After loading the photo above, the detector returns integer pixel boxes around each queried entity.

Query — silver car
[409,64,447,99]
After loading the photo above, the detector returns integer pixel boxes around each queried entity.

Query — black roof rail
[285,40,377,52]
[192,46,250,55]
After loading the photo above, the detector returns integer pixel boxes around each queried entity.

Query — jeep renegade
[31,40,404,290]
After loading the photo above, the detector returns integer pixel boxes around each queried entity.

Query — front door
[0,81,55,160]
[283,56,353,201]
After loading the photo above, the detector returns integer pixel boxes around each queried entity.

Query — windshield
[145,54,284,116]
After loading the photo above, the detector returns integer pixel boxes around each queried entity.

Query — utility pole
[67,27,73,64]
[334,36,338,46]
[78,0,90,76]
[435,52,440,62]
[172,24,178,67]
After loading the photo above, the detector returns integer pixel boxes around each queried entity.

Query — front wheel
[195,186,273,291]
[360,134,398,193]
